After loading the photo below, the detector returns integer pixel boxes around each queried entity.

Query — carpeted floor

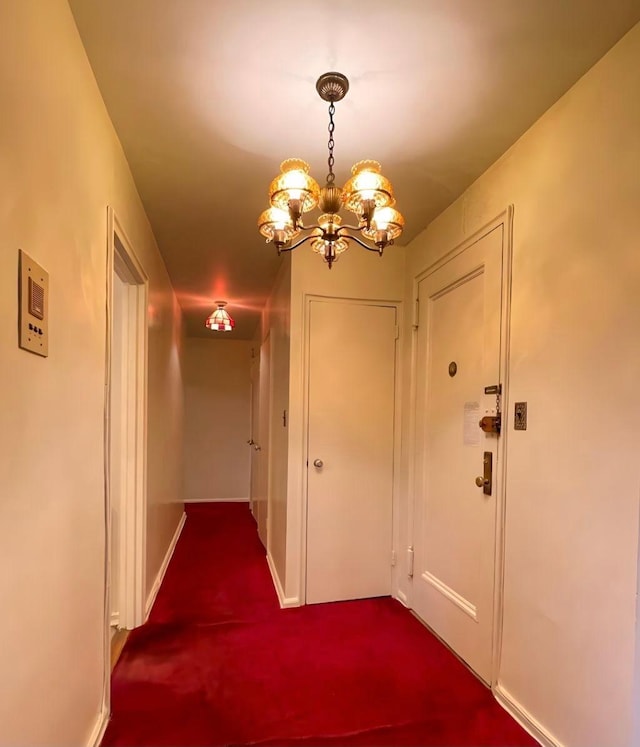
[102,502,538,746]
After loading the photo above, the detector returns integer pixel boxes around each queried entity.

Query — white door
[412,225,503,683]
[306,300,397,604]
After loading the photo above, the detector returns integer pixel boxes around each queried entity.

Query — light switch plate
[19,250,49,357]
[514,402,527,430]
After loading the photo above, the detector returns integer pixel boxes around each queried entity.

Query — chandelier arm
[346,233,394,253]
[336,223,367,233]
[278,234,317,253]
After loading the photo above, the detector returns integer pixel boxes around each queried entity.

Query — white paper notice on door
[463,402,481,446]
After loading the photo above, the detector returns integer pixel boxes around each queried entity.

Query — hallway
[103,503,536,746]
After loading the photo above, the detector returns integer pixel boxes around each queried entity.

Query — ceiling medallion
[205,301,235,332]
[257,72,405,269]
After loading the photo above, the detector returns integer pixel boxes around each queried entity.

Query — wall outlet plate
[19,250,49,357]
[514,402,527,430]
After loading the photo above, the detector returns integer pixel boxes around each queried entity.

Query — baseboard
[145,512,186,619]
[494,683,560,747]
[395,589,409,607]
[266,551,300,608]
[85,707,109,747]
[185,497,249,503]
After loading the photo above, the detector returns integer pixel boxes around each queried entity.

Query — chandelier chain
[326,102,336,184]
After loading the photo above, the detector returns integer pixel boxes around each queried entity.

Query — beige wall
[401,22,640,747]
[0,1,184,745]
[183,338,252,502]
[283,246,406,601]
[261,262,292,588]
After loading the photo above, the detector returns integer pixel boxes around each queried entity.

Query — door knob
[247,439,255,446]
[313,459,323,468]
[254,444,262,451]
[475,476,487,488]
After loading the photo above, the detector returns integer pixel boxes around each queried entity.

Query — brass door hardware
[479,384,502,435]
[475,452,493,495]
[479,415,501,434]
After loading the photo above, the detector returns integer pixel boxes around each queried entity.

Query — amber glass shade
[257,207,300,242]
[269,159,320,213]
[361,207,405,241]
[342,160,395,215]
[311,213,349,257]
[205,303,235,332]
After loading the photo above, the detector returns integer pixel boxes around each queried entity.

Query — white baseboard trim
[494,683,560,747]
[86,707,109,747]
[266,551,300,608]
[145,512,186,619]
[185,497,249,503]
[395,589,409,607]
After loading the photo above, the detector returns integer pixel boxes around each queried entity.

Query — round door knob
[475,476,484,488]
[313,459,323,468]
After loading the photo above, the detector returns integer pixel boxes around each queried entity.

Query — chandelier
[257,72,404,269]
[205,301,235,331]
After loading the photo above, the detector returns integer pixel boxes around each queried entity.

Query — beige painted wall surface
[402,22,640,747]
[0,1,184,744]
[261,262,292,589]
[183,338,252,502]
[284,247,406,601]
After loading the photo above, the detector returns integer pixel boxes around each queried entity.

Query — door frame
[105,206,149,641]
[407,207,513,686]
[299,294,404,606]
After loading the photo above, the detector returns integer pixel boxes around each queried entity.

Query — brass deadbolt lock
[479,415,501,434]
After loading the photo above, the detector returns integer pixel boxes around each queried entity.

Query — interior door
[306,299,397,604]
[412,225,503,683]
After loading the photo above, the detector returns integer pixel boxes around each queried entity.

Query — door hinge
[412,298,419,329]
[391,550,397,567]
[407,546,415,578]
[394,325,400,340]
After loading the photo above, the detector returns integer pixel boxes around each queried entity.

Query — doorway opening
[106,207,149,658]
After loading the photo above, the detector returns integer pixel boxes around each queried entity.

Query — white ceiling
[69,0,640,338]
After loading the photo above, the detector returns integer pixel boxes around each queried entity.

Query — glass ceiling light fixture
[257,72,405,269]
[205,301,235,332]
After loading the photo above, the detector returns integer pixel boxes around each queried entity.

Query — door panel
[306,300,396,604]
[413,225,503,683]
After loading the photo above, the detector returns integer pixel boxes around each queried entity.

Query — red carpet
[103,503,537,746]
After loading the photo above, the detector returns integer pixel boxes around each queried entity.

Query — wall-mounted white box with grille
[19,250,49,357]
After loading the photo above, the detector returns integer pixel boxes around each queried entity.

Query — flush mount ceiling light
[257,72,405,269]
[205,301,235,332]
